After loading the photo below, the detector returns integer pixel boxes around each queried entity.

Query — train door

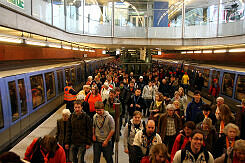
[65,68,71,85]
[70,67,76,86]
[4,75,28,142]
[0,78,10,148]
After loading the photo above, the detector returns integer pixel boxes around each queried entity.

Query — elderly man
[173,130,214,163]
[211,96,224,116]
[158,104,182,153]
[133,120,162,163]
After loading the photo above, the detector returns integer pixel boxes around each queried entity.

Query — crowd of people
[1,59,245,163]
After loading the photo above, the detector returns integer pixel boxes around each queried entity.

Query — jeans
[93,141,113,163]
[70,144,86,163]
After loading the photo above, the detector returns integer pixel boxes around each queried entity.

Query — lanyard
[134,95,140,104]
[226,136,235,149]
[40,148,49,163]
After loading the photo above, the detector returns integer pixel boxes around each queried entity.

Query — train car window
[65,68,71,84]
[45,72,56,101]
[71,67,76,85]
[77,66,82,83]
[30,75,45,108]
[56,70,64,93]
[212,70,220,82]
[81,64,85,83]
[0,90,4,128]
[222,72,235,97]
[8,81,19,121]
[203,69,210,88]
[235,75,245,101]
[18,79,27,116]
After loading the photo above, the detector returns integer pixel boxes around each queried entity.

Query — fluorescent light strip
[63,45,71,49]
[194,51,202,53]
[0,36,22,43]
[187,51,193,54]
[85,49,89,51]
[229,48,245,52]
[49,43,61,48]
[214,49,226,53]
[80,48,85,51]
[26,40,46,46]
[203,50,213,53]
[73,47,79,50]
[181,51,186,54]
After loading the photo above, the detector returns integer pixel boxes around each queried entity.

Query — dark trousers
[93,141,113,163]
[65,100,74,113]
[163,135,176,154]
[145,99,153,117]
[128,144,135,163]
[182,84,189,94]
[70,144,86,163]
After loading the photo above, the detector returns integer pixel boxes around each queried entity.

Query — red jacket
[171,133,190,162]
[24,138,66,163]
[85,92,102,112]
[209,85,220,97]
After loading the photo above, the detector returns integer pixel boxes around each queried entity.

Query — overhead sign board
[7,0,24,9]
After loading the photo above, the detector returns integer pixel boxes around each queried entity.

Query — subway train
[154,58,245,112]
[0,57,113,153]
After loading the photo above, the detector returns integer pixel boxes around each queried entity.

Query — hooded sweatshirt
[186,98,204,122]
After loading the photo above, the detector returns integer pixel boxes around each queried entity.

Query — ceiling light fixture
[229,48,245,52]
[0,35,22,43]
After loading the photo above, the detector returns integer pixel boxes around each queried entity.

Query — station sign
[7,0,24,9]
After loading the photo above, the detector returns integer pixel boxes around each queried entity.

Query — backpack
[180,148,209,163]
[127,120,145,137]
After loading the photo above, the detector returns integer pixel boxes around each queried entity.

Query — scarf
[220,120,225,133]
[156,101,162,108]
[226,136,235,149]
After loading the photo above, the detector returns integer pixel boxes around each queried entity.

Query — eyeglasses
[192,137,203,141]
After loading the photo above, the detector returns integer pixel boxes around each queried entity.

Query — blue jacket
[186,98,204,122]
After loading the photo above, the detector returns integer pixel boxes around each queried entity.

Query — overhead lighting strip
[0,35,22,43]
[25,40,46,46]
[229,48,245,52]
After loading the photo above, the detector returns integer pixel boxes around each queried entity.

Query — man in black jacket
[128,88,146,119]
[65,100,92,163]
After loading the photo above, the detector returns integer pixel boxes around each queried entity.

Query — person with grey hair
[215,139,245,163]
[211,96,224,115]
[158,104,182,153]
[196,118,217,155]
[214,123,240,158]
[56,109,71,149]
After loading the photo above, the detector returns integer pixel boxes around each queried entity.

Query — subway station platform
[10,92,211,163]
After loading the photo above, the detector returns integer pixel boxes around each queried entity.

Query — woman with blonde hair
[214,123,240,158]
[215,139,245,163]
[149,92,166,125]
[141,143,170,163]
